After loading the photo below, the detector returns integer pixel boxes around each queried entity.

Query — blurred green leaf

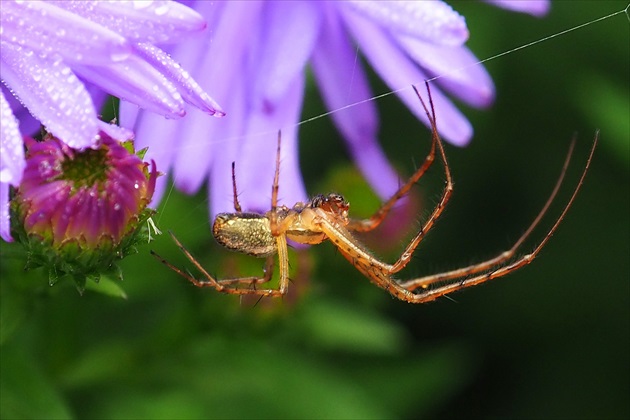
[77,333,472,419]
[0,284,28,345]
[83,274,128,299]
[576,73,629,165]
[295,298,409,355]
[59,341,134,389]
[1,343,72,419]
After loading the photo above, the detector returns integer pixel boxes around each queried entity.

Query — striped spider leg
[153,82,597,303]
[318,83,597,303]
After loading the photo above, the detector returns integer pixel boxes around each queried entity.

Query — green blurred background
[2,1,628,418]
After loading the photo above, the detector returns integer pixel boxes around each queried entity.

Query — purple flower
[485,0,550,16]
[11,126,157,288]
[0,0,223,242]
[123,0,548,222]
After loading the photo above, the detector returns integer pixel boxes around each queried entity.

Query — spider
[152,82,598,303]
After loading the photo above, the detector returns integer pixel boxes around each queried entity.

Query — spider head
[309,194,349,219]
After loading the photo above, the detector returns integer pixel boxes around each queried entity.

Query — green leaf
[576,74,629,165]
[0,342,73,419]
[0,285,29,345]
[297,299,409,355]
[83,273,128,299]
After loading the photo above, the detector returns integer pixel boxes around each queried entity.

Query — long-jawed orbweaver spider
[151,82,598,303]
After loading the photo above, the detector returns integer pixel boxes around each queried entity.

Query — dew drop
[154,4,170,15]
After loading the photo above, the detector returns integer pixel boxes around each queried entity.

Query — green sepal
[10,195,156,296]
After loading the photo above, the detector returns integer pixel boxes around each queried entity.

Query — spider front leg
[346,83,454,275]
[346,122,437,233]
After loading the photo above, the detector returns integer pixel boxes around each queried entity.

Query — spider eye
[311,193,349,216]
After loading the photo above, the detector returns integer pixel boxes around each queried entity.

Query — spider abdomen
[212,213,276,257]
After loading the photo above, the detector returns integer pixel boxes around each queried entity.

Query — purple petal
[96,121,134,143]
[72,54,186,118]
[128,107,181,206]
[3,86,40,137]
[25,182,70,233]
[0,91,25,186]
[251,1,321,103]
[121,2,234,202]
[0,182,12,242]
[54,0,207,44]
[170,2,265,195]
[312,7,400,201]
[51,189,80,244]
[207,82,250,215]
[0,0,132,64]
[133,43,224,116]
[395,35,495,108]
[341,10,473,146]
[207,74,308,217]
[0,41,99,149]
[236,75,308,214]
[343,0,469,46]
[170,107,223,194]
[485,0,550,17]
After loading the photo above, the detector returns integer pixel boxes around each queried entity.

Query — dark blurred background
[2,1,628,418]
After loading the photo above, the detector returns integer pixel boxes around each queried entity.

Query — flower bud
[11,131,157,292]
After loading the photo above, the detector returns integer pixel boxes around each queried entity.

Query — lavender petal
[485,0,550,17]
[0,0,131,65]
[312,8,401,200]
[73,55,186,118]
[134,43,224,116]
[0,182,11,242]
[172,2,265,195]
[0,41,99,149]
[53,0,207,44]
[251,1,321,103]
[0,91,25,186]
[395,35,495,108]
[341,9,473,145]
[343,0,468,46]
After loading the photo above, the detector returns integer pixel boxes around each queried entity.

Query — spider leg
[399,131,598,300]
[231,161,243,213]
[378,83,454,274]
[320,83,452,298]
[317,81,597,304]
[344,83,454,276]
[153,231,290,297]
[316,213,418,302]
[346,128,436,233]
[151,231,224,290]
[270,130,282,237]
[215,255,275,287]
[347,85,445,234]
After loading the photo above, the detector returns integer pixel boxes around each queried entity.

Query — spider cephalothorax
[153,82,598,303]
